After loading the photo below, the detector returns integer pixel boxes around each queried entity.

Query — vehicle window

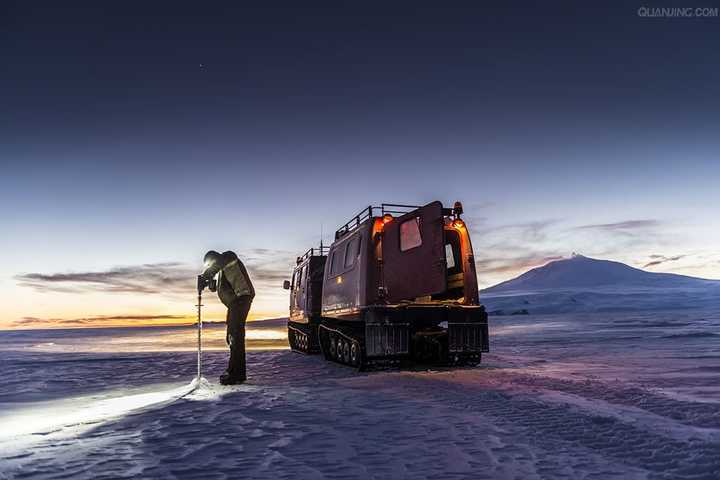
[296,266,304,290]
[328,252,338,276]
[400,217,422,251]
[445,243,456,269]
[333,250,343,274]
[445,229,463,275]
[344,237,359,268]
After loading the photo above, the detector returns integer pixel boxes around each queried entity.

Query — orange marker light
[382,214,393,224]
[336,276,343,284]
[452,219,465,229]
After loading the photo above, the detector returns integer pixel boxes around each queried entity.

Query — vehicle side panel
[321,223,370,319]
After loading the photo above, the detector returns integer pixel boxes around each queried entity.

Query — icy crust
[0,310,719,479]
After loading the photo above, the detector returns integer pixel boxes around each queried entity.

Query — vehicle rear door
[382,201,447,302]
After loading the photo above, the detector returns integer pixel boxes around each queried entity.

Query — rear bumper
[364,304,489,358]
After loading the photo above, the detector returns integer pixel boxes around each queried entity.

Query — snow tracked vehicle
[282,201,489,369]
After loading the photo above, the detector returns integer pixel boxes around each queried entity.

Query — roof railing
[297,245,330,264]
[334,203,422,239]
[380,203,423,216]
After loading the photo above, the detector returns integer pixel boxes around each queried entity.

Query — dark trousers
[226,296,252,379]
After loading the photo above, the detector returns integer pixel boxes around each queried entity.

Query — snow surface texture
[1,310,719,479]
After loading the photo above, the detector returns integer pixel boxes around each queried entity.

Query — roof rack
[297,245,329,264]
[335,203,422,239]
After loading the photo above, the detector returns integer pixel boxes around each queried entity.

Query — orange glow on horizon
[3,309,288,331]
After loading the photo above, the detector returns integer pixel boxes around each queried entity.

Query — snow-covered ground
[481,286,720,315]
[1,310,719,479]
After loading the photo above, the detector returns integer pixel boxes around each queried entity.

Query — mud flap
[448,306,489,354]
[365,322,410,357]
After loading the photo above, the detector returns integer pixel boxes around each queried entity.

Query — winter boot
[219,368,245,385]
[220,332,246,385]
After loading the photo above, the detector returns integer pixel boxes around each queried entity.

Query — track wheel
[329,335,337,357]
[342,341,350,364]
[336,339,344,360]
[350,341,360,366]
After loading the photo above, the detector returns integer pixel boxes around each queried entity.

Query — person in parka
[200,250,255,385]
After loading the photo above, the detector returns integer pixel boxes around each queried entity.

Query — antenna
[320,223,324,250]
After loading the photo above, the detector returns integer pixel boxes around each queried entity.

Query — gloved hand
[197,275,207,293]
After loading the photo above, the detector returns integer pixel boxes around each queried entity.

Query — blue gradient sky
[2,2,719,328]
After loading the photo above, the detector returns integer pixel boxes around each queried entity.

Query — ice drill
[196,275,203,380]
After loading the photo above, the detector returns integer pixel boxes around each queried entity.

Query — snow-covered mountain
[480,255,720,314]
[483,254,718,293]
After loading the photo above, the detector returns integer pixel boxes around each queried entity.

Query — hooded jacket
[202,251,255,306]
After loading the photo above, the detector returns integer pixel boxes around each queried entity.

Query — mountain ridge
[482,254,719,294]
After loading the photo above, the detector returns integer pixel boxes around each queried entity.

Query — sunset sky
[2,3,719,329]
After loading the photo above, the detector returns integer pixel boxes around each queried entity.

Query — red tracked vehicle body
[284,201,488,368]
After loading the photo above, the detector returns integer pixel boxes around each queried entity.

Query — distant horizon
[6,253,720,330]
[0,317,290,332]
